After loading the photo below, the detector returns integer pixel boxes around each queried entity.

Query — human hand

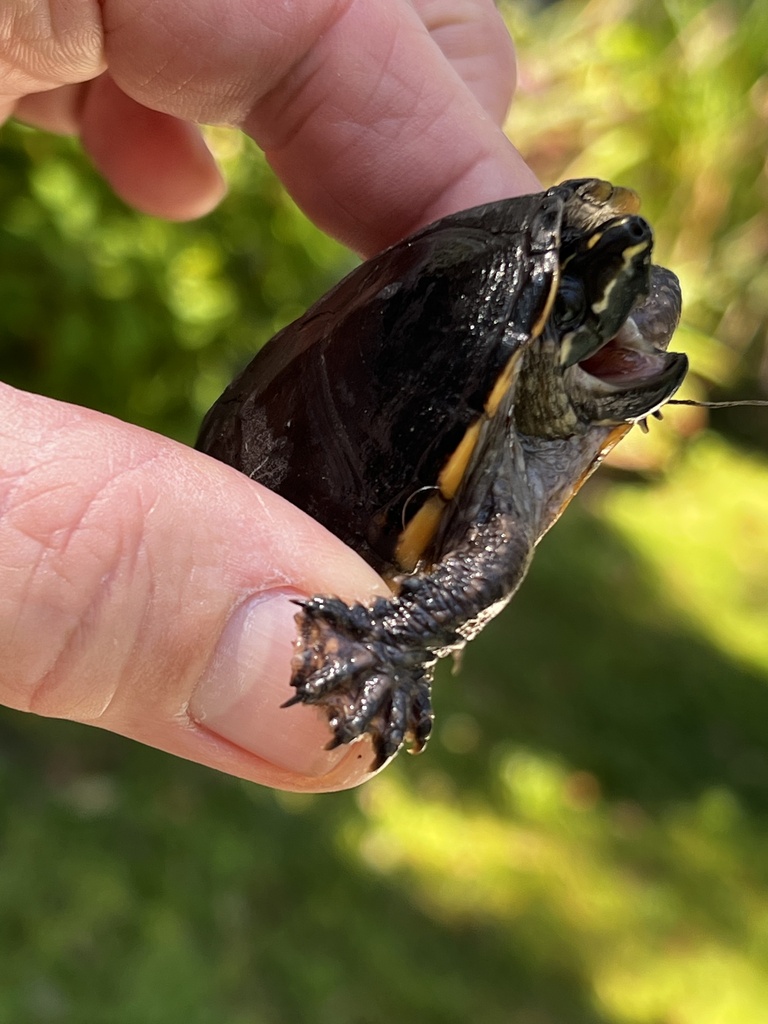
[1,0,540,791]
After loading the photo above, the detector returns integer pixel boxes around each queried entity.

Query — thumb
[0,383,388,792]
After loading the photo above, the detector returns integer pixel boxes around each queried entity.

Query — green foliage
[1,1,768,1022]
[0,124,352,442]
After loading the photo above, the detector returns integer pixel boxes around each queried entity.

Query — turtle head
[515,196,688,439]
[509,184,688,538]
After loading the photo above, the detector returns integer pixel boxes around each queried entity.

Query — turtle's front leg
[285,511,535,769]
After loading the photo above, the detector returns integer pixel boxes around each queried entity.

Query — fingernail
[189,593,347,776]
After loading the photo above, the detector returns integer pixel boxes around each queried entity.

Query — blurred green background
[1,0,768,1021]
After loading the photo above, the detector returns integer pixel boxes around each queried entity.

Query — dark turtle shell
[197,178,688,769]
[198,189,565,575]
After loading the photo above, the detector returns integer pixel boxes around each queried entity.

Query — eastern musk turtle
[197,178,688,769]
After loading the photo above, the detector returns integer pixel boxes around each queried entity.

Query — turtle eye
[553,276,587,331]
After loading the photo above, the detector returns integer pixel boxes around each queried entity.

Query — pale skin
[0,0,541,791]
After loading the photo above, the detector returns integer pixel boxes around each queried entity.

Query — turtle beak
[568,265,688,424]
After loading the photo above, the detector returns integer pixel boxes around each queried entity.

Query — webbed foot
[284,595,437,769]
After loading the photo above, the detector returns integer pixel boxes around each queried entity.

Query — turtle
[196,178,688,770]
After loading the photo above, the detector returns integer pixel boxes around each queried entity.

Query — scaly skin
[286,438,537,769]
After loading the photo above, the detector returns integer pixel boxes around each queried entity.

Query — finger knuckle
[0,1,104,92]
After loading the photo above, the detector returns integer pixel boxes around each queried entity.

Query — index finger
[3,0,539,253]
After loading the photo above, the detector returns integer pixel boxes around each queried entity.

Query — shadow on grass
[428,487,768,815]
[0,713,612,1024]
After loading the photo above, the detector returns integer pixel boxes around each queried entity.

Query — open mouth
[579,319,672,386]
[566,266,688,424]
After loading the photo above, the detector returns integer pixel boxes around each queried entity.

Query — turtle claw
[287,595,435,769]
